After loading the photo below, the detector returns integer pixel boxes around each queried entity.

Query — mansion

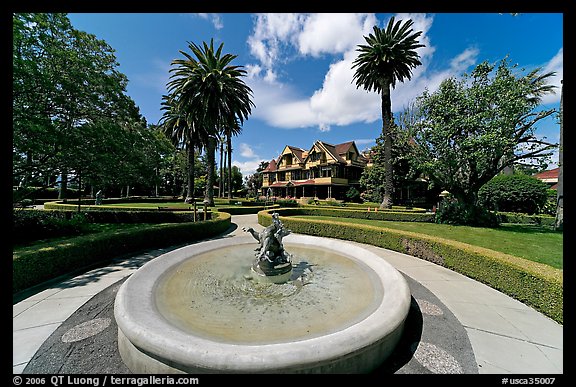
[261,140,369,200]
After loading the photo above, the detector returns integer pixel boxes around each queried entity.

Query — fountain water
[114,215,411,373]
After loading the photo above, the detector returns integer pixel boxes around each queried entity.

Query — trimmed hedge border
[214,204,279,215]
[258,209,562,324]
[497,212,556,227]
[301,204,428,213]
[13,212,231,295]
[44,200,197,212]
[258,207,435,223]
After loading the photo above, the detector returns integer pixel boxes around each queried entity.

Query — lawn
[291,216,563,269]
[13,223,154,254]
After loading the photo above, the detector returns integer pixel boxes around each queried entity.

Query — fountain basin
[114,234,411,373]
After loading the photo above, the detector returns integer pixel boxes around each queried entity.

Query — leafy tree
[360,124,419,203]
[409,58,557,225]
[222,165,243,195]
[244,161,269,198]
[478,173,550,214]
[352,16,424,209]
[345,187,361,203]
[167,39,254,206]
[159,94,203,203]
[13,13,139,203]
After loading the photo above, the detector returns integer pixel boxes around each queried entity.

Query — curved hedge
[258,209,562,323]
[13,212,231,294]
[214,204,279,215]
[257,206,434,222]
[44,200,195,212]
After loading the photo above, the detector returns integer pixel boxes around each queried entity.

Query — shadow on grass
[498,223,562,235]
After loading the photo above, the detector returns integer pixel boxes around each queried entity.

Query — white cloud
[232,143,267,176]
[318,123,331,132]
[244,13,483,132]
[353,138,376,146]
[247,13,303,73]
[196,13,223,30]
[233,159,266,177]
[239,143,256,158]
[297,13,376,57]
[540,48,563,105]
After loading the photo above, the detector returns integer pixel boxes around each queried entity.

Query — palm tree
[167,39,254,206]
[352,17,424,209]
[225,119,243,199]
[159,94,202,204]
[218,134,225,198]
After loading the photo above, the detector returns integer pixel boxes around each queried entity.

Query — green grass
[13,223,154,253]
[292,216,563,269]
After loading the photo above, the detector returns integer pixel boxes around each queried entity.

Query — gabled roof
[267,140,364,168]
[286,145,307,163]
[304,140,347,164]
[335,141,355,155]
[262,159,277,172]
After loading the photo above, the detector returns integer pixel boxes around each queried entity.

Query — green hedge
[305,202,427,212]
[13,212,231,294]
[261,206,434,222]
[214,204,279,215]
[43,201,188,212]
[497,212,556,227]
[258,209,562,323]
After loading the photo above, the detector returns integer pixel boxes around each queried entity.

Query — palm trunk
[380,86,393,209]
[227,132,233,199]
[204,136,216,206]
[185,140,195,204]
[219,140,224,198]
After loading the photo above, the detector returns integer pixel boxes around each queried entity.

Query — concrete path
[13,214,563,374]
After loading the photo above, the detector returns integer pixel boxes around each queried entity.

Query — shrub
[13,209,89,245]
[345,187,362,203]
[478,174,549,214]
[13,212,232,294]
[541,189,558,216]
[436,201,498,227]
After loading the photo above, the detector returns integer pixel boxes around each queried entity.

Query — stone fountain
[114,213,411,373]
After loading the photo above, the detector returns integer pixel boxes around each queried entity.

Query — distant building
[533,167,559,190]
[261,140,368,200]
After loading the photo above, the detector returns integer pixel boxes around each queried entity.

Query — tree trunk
[77,168,82,212]
[59,169,68,203]
[555,80,563,230]
[204,136,216,206]
[219,139,224,198]
[227,133,233,199]
[380,86,393,209]
[185,140,195,204]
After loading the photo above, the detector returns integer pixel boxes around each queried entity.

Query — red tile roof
[262,159,277,172]
[534,168,559,180]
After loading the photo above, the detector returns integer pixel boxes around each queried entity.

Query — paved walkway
[13,214,563,374]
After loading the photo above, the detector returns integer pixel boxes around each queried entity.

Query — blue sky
[67,13,563,177]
